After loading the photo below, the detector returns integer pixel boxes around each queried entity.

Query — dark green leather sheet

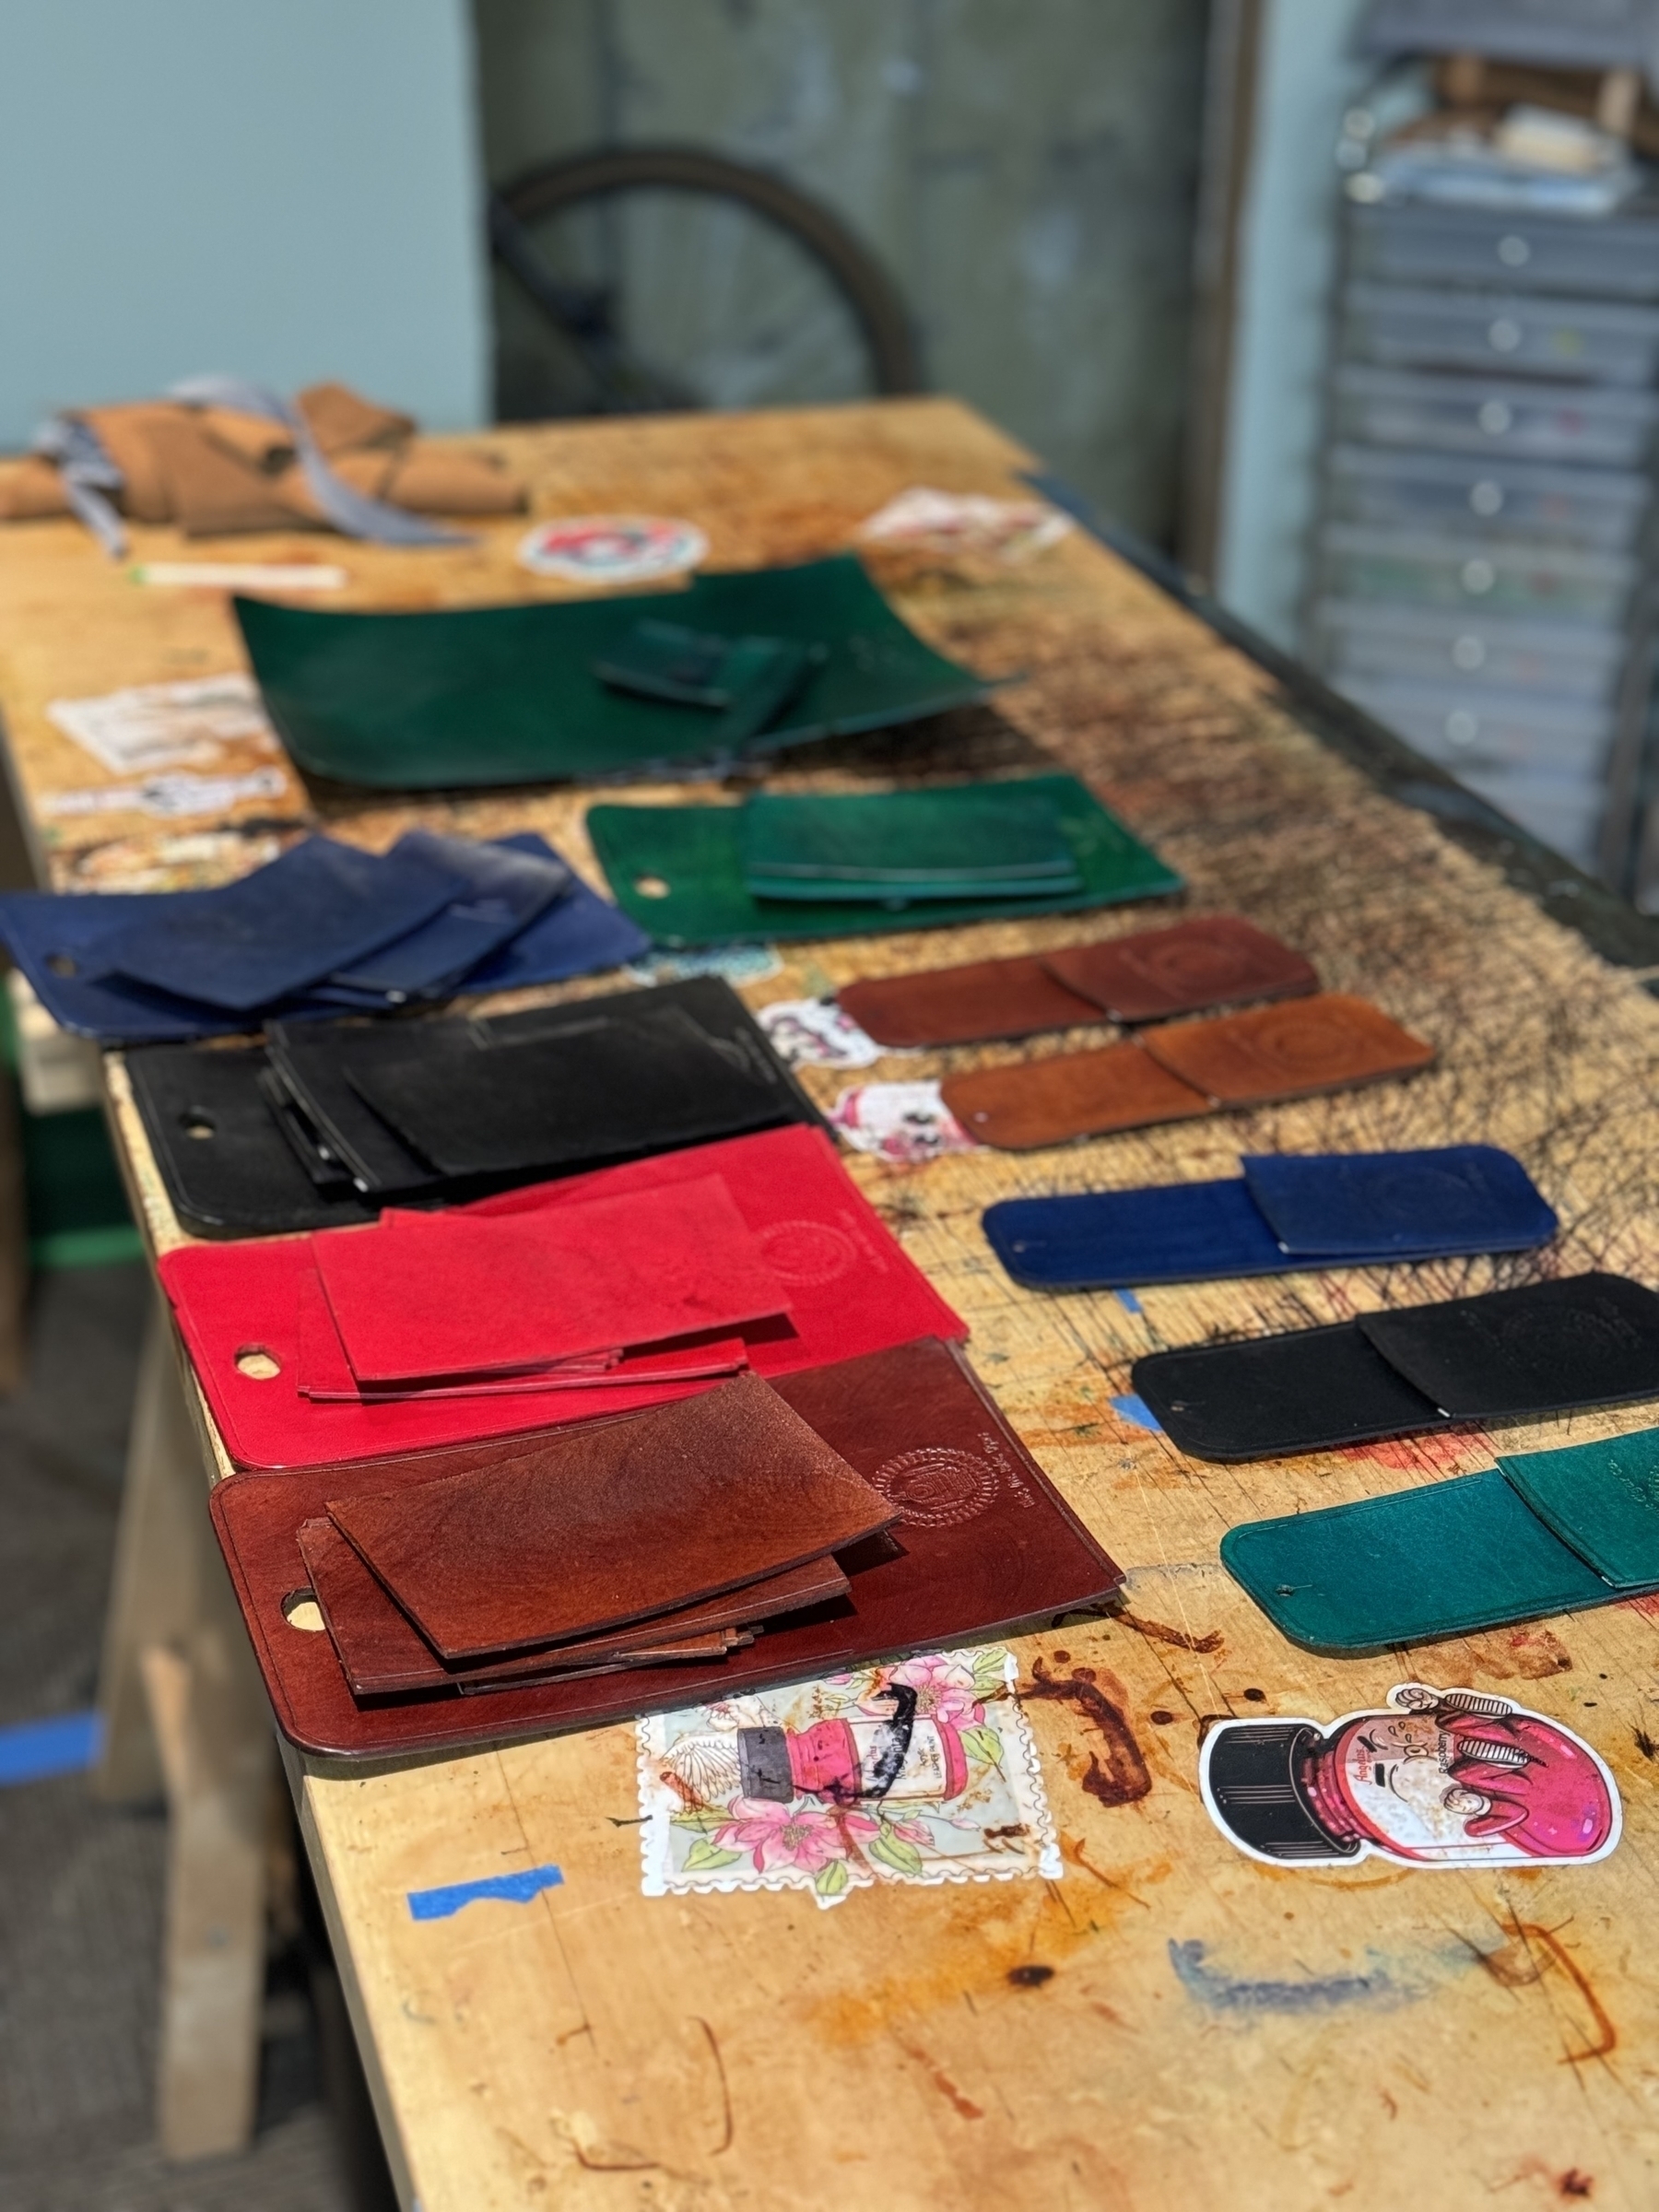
[234,556,996,791]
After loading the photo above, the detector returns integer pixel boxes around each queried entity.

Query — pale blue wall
[0,0,488,449]
[1213,0,1372,648]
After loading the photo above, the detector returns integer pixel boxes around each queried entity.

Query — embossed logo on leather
[758,1218,861,1287]
[870,1445,1000,1526]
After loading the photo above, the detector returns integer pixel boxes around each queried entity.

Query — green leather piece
[234,557,994,791]
[1499,1430,1659,1589]
[1219,1468,1614,1653]
[739,785,1081,902]
[593,623,820,748]
[586,775,1182,947]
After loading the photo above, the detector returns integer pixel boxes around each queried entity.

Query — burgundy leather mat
[1141,993,1435,1104]
[161,1125,966,1470]
[328,1374,891,1659]
[1042,916,1317,1022]
[942,1040,1212,1150]
[298,1516,846,1695]
[210,1338,1124,1758]
[836,957,1102,1048]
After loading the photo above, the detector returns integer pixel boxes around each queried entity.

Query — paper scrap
[41,767,292,820]
[47,673,276,775]
[758,997,883,1069]
[829,1080,978,1163]
[640,1647,1060,1909]
[858,485,1073,562]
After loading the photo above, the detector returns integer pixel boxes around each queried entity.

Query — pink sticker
[828,1081,978,1165]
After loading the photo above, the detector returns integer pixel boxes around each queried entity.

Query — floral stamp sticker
[1202,1682,1620,1871]
[639,1647,1061,1908]
[516,513,709,584]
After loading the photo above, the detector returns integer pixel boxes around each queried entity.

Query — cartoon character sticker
[758,998,884,1070]
[1201,1683,1620,1871]
[828,1080,978,1164]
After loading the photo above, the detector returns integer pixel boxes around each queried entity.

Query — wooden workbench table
[4,398,1659,2211]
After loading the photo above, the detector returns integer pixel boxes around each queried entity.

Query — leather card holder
[1140,994,1435,1104]
[1357,1272,1659,1421]
[983,1176,1289,1290]
[1219,1468,1613,1653]
[1497,1430,1659,1590]
[325,1372,896,1658]
[1240,1145,1557,1260]
[586,773,1182,947]
[593,621,819,747]
[740,784,1080,902]
[1042,915,1317,1022]
[208,1335,1124,1757]
[942,1040,1211,1150]
[1132,1320,1447,1462]
[836,958,1102,1048]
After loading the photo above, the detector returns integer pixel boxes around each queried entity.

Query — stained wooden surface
[5,398,1659,2210]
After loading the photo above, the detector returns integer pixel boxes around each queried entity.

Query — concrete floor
[0,1263,361,2212]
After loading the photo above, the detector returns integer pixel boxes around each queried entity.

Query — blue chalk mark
[1168,1938,1420,2015]
[0,1709,101,1787]
[407,1864,564,1921]
[1110,1393,1162,1433]
[1114,1288,1144,1315]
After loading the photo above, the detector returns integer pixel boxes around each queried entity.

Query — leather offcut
[1041,915,1318,1022]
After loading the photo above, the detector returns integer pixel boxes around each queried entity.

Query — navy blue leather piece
[1241,1145,1557,1261]
[982,1179,1288,1290]
[324,831,571,999]
[0,835,650,1043]
[81,836,467,1014]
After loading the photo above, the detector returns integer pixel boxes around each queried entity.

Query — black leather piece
[1357,1273,1659,1420]
[347,978,815,1180]
[128,977,824,1238]
[126,1044,378,1237]
[1132,1321,1448,1463]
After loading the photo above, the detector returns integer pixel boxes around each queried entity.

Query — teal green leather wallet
[1221,1430,1659,1652]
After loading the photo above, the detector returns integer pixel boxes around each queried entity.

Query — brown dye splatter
[1006,1964,1055,1989]
[1559,2174,1594,2200]
[1026,1658,1151,1806]
[1634,1728,1658,1762]
[890,2032,984,2122]
[1468,1916,1617,2065]
[1116,1612,1224,1656]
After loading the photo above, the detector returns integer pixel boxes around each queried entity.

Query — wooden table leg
[93,1288,276,2161]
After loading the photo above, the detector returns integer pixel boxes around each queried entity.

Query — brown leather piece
[1141,992,1436,1104]
[347,446,525,516]
[297,381,416,454]
[297,1515,841,1697]
[1042,915,1318,1022]
[837,958,1102,1048]
[941,1040,1211,1150]
[210,1337,1125,1758]
[0,457,72,521]
[327,1371,894,1660]
[79,405,187,523]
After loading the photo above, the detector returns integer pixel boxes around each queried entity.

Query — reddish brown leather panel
[297,1515,847,1697]
[327,1372,893,1659]
[209,1337,1124,1758]
[940,1041,1211,1150]
[1041,916,1317,1022]
[836,958,1102,1048]
[1141,993,1435,1104]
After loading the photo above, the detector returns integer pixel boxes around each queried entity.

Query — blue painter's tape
[407,1864,564,1921]
[1114,1288,1144,1315]
[1110,1393,1162,1434]
[0,1709,101,1787]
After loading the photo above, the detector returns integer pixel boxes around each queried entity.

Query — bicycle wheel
[490,145,922,418]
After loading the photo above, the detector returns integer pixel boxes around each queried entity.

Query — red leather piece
[1041,916,1318,1022]
[297,1514,848,1696]
[160,1125,967,1470]
[327,1373,893,1658]
[209,1337,1124,1758]
[312,1174,789,1383]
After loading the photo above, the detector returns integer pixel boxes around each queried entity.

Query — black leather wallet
[128,977,824,1238]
